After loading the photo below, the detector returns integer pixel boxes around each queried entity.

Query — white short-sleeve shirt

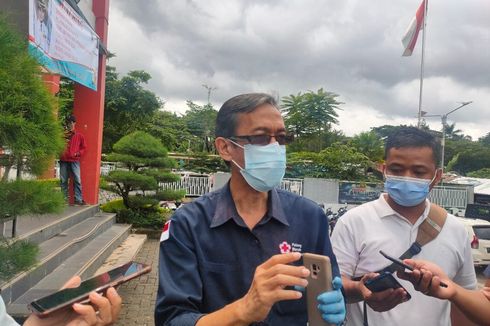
[0,296,19,326]
[331,195,476,326]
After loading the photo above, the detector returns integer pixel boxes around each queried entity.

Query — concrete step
[7,223,132,318]
[95,233,147,275]
[14,205,100,244]
[0,212,115,305]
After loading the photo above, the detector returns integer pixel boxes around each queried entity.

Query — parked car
[457,217,490,266]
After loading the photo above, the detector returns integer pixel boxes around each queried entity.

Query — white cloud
[107,0,490,139]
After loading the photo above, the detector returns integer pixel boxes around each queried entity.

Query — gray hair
[215,93,280,138]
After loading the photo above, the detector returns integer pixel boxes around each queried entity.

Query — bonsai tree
[103,131,185,227]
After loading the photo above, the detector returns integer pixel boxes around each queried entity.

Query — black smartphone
[379,250,448,288]
[364,272,411,300]
[28,261,151,317]
[379,250,414,272]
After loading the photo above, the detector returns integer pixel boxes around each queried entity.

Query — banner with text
[338,181,384,204]
[28,0,99,90]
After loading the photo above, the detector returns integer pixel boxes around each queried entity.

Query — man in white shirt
[331,126,476,326]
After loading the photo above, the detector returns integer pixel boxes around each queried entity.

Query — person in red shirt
[59,115,86,205]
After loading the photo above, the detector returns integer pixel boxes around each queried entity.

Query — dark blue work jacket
[155,184,340,325]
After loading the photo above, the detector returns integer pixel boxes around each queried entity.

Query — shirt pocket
[199,259,240,273]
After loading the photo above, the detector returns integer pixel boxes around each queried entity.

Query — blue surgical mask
[230,141,286,192]
[384,174,436,207]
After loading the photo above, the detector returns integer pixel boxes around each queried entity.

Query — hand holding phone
[28,261,151,317]
[303,253,336,326]
[364,272,411,300]
[379,250,447,288]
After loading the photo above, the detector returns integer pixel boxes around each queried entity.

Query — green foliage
[479,133,490,147]
[287,143,374,181]
[181,152,228,173]
[447,147,490,175]
[57,77,75,120]
[0,238,39,281]
[467,168,490,178]
[0,180,64,219]
[116,208,170,230]
[113,131,168,159]
[103,66,163,152]
[103,131,183,209]
[145,111,192,152]
[100,199,125,213]
[105,170,157,192]
[281,89,342,152]
[444,139,486,169]
[0,17,64,178]
[156,189,187,201]
[349,131,384,162]
[182,101,218,153]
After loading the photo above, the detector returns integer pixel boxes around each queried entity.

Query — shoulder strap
[378,203,448,274]
[416,203,447,246]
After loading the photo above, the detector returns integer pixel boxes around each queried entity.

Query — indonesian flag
[402,0,426,56]
[160,220,171,242]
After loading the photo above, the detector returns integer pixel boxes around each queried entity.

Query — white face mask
[229,140,286,192]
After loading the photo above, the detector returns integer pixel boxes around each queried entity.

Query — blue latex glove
[317,276,346,325]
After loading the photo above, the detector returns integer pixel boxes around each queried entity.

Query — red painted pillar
[72,0,110,204]
[40,73,60,180]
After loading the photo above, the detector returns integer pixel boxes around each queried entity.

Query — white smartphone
[303,253,334,326]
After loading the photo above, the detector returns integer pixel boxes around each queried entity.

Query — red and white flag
[402,0,426,56]
[160,220,171,242]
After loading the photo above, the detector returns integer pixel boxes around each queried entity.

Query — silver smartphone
[303,253,334,326]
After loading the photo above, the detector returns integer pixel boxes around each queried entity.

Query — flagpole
[417,0,428,128]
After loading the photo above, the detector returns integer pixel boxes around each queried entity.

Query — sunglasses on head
[229,133,294,146]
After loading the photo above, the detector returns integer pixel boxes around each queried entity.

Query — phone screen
[30,262,148,313]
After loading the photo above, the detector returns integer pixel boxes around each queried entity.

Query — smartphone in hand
[28,261,151,317]
[364,272,411,300]
[303,253,335,326]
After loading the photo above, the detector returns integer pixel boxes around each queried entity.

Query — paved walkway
[115,239,160,326]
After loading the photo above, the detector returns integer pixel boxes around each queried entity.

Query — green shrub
[156,189,186,201]
[127,195,159,210]
[100,199,125,213]
[116,208,171,229]
[0,238,39,281]
[0,180,64,220]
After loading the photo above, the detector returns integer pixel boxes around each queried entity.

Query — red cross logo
[279,241,291,253]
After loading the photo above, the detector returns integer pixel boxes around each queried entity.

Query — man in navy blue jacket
[155,93,345,325]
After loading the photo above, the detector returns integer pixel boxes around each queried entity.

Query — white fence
[159,176,304,197]
[160,176,212,197]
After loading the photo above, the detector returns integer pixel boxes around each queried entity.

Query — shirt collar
[211,183,289,228]
[375,193,431,225]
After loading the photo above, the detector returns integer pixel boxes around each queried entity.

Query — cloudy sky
[106,0,489,139]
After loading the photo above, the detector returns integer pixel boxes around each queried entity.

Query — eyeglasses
[229,133,294,146]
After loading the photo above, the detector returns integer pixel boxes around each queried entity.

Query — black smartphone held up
[302,253,335,326]
[28,261,151,317]
[364,272,411,300]
[379,250,448,288]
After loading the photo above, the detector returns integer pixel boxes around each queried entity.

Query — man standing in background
[60,114,86,205]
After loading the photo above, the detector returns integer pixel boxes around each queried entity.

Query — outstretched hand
[317,276,346,325]
[24,276,121,326]
[396,259,456,300]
